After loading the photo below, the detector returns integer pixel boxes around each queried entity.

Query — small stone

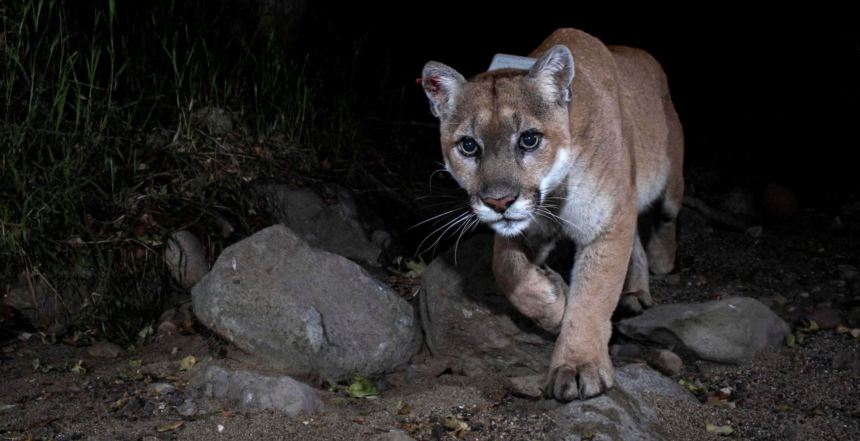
[454,357,486,377]
[86,341,125,359]
[666,274,682,286]
[779,425,798,441]
[721,190,756,218]
[832,352,860,371]
[371,230,393,250]
[177,399,198,416]
[610,342,641,359]
[46,323,66,335]
[508,375,544,398]
[837,265,857,280]
[149,382,177,394]
[191,106,233,136]
[372,430,415,441]
[409,357,454,378]
[805,306,843,330]
[772,295,789,306]
[745,225,764,237]
[157,321,178,335]
[165,230,209,290]
[761,182,798,218]
[647,349,683,376]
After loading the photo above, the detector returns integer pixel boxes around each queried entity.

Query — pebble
[507,375,544,398]
[149,382,177,394]
[804,306,843,330]
[178,399,198,416]
[647,349,683,376]
[610,342,641,359]
[86,341,125,359]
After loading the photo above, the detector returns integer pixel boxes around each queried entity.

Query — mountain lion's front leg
[493,235,569,334]
[546,214,635,401]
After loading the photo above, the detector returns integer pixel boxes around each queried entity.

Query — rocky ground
[2,186,860,440]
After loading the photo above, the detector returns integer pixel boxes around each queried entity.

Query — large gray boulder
[420,234,556,373]
[617,297,790,364]
[192,225,422,379]
[198,366,322,416]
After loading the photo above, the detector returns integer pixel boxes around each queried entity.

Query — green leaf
[70,360,86,374]
[179,355,196,371]
[705,421,735,437]
[347,377,379,399]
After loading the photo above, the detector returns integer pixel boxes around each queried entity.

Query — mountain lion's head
[422,45,575,237]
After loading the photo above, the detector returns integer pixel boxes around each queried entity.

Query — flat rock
[198,366,323,416]
[548,364,695,440]
[86,341,126,359]
[614,364,698,403]
[192,225,421,380]
[550,387,667,441]
[164,230,209,289]
[617,297,790,364]
[419,234,556,372]
[371,431,415,441]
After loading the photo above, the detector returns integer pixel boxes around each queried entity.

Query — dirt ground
[2,205,860,440]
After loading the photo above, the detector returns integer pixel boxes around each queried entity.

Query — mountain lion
[421,28,684,401]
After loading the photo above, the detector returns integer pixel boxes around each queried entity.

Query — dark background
[308,5,860,211]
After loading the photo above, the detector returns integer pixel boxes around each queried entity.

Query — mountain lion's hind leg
[647,100,684,275]
[616,231,652,318]
[646,171,683,275]
[493,235,568,333]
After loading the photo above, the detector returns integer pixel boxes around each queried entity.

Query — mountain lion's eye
[519,132,542,150]
[458,138,479,156]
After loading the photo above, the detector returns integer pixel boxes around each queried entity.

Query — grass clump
[0,0,364,345]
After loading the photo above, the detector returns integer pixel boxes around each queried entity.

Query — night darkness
[4,3,860,437]
[311,5,860,210]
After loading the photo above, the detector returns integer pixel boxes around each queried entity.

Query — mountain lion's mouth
[491,217,530,237]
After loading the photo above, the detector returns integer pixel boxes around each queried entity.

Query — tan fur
[422,28,684,401]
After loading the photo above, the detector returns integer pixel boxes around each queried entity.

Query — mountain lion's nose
[483,195,517,213]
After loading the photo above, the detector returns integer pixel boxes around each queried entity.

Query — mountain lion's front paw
[545,347,614,402]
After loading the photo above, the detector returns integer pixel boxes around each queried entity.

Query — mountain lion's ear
[528,45,574,105]
[422,62,466,118]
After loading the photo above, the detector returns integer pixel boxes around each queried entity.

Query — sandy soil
[2,207,859,441]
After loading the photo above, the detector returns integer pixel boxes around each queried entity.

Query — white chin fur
[490,219,530,237]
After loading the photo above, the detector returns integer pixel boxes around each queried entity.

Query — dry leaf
[27,417,58,430]
[157,421,184,432]
[179,355,196,371]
